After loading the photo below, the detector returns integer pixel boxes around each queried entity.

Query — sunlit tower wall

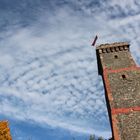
[0,121,12,140]
[96,42,140,140]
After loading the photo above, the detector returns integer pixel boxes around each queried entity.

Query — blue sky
[0,0,140,140]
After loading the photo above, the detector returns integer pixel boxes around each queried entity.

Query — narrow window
[114,55,118,59]
[122,74,126,79]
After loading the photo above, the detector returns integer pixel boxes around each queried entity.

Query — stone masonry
[96,42,140,140]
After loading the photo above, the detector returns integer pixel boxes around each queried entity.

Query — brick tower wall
[96,42,140,140]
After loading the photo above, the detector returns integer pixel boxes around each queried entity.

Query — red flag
[91,35,98,46]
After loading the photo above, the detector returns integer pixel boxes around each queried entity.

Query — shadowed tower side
[96,42,140,140]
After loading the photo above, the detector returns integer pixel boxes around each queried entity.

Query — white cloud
[0,54,15,68]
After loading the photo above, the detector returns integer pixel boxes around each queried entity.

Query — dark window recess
[122,74,126,79]
[114,55,118,59]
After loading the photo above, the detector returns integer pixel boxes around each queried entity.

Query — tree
[98,136,104,140]
[89,135,95,140]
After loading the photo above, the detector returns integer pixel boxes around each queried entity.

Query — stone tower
[0,121,12,140]
[96,42,140,140]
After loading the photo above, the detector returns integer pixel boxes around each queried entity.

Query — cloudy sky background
[0,0,140,140]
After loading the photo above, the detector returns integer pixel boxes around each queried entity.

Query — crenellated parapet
[96,42,129,54]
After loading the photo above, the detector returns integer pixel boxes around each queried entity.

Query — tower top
[96,42,135,75]
[96,42,129,53]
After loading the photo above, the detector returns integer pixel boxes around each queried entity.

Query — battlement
[96,42,129,54]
